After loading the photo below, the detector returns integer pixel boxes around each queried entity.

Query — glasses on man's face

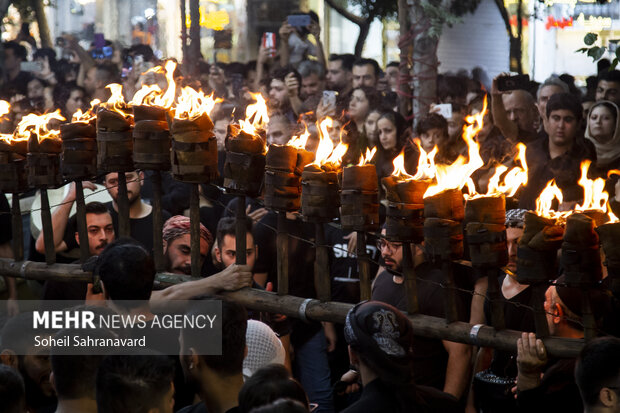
[376,239,403,252]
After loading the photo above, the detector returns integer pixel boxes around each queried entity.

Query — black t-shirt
[0,192,11,244]
[484,273,536,378]
[324,223,380,304]
[371,263,470,390]
[64,201,170,254]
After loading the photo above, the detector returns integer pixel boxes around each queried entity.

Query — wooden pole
[75,181,89,263]
[11,193,23,261]
[276,212,288,295]
[402,242,419,314]
[357,231,371,301]
[190,184,201,278]
[40,188,55,265]
[180,0,188,66]
[581,290,596,342]
[314,223,331,301]
[152,171,165,272]
[235,196,246,265]
[484,268,505,330]
[0,257,586,358]
[117,172,130,238]
[532,283,550,338]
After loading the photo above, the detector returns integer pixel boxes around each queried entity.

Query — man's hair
[1,311,55,352]
[297,60,324,79]
[50,328,115,400]
[238,364,309,412]
[182,297,247,376]
[598,69,620,84]
[95,63,119,85]
[546,92,583,122]
[386,61,399,69]
[96,353,175,413]
[575,336,620,407]
[53,83,86,112]
[216,216,253,247]
[353,58,381,77]
[85,201,110,216]
[328,53,355,72]
[270,66,301,93]
[0,364,25,413]
[537,76,569,100]
[416,112,448,136]
[128,44,154,62]
[96,237,155,304]
[3,41,27,61]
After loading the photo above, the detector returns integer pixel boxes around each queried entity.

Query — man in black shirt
[371,228,472,400]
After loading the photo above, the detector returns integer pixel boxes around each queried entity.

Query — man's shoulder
[177,402,207,413]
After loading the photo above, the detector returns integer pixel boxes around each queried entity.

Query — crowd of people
[1,11,620,413]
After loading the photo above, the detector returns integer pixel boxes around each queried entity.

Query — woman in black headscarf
[341,301,460,413]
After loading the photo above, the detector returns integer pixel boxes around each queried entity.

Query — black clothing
[177,403,207,413]
[371,263,471,390]
[516,358,582,413]
[325,223,380,304]
[341,378,460,413]
[141,171,192,216]
[518,136,596,210]
[0,192,11,244]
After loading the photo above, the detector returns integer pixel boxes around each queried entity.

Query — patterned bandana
[162,215,213,246]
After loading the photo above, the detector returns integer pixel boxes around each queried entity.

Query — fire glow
[173,87,219,120]
[358,146,377,166]
[104,84,133,118]
[390,151,414,181]
[287,127,310,150]
[72,99,101,123]
[15,110,66,143]
[312,117,348,170]
[129,60,177,108]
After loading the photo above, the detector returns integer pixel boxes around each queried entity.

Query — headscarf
[505,209,527,228]
[585,100,620,168]
[162,215,213,247]
[344,301,415,384]
[243,320,286,380]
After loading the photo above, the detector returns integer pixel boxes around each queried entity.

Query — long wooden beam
[0,258,584,358]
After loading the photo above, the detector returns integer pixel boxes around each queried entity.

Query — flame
[0,133,28,145]
[411,138,437,181]
[15,110,66,142]
[423,98,487,198]
[129,60,178,109]
[358,146,377,166]
[575,160,608,212]
[173,87,220,120]
[104,84,132,118]
[71,99,101,123]
[608,207,619,223]
[473,142,529,199]
[245,93,269,130]
[535,179,564,218]
[390,151,414,181]
[288,127,310,150]
[0,100,10,118]
[312,117,348,169]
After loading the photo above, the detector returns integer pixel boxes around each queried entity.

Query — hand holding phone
[435,103,453,120]
[497,74,530,92]
[287,14,311,27]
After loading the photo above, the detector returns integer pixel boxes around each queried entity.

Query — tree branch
[324,0,365,26]
[493,0,515,39]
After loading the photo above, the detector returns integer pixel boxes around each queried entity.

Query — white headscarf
[585,100,620,167]
[242,320,286,380]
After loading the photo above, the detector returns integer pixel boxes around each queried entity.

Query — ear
[254,245,259,261]
[189,347,201,371]
[553,303,563,325]
[162,239,168,252]
[599,387,617,408]
[0,349,18,369]
[75,231,80,246]
[347,345,359,368]
[138,171,145,186]
[214,246,221,263]
[49,371,56,393]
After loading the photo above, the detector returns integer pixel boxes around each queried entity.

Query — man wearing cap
[162,215,213,275]
[341,301,459,412]
[514,276,608,411]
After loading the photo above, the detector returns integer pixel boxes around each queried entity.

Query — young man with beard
[1,312,57,412]
[178,298,248,413]
[370,228,472,400]
[39,201,115,301]
[268,66,302,121]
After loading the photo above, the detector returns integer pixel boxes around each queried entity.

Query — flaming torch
[596,175,620,304]
[60,99,99,262]
[96,84,134,237]
[264,127,315,295]
[19,110,66,265]
[169,86,219,277]
[0,101,28,260]
[301,117,348,301]
[130,61,177,271]
[340,147,378,300]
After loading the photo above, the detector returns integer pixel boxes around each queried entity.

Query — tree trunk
[354,21,371,58]
[409,1,439,126]
[180,0,188,66]
[494,0,521,74]
[32,0,52,48]
[397,0,413,118]
[188,0,201,75]
[514,0,523,74]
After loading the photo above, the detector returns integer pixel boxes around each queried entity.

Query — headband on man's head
[162,215,213,246]
[506,209,527,228]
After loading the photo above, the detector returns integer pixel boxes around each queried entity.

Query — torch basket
[27,152,63,188]
[516,246,557,284]
[301,170,340,221]
[97,130,134,172]
[423,217,464,260]
[466,222,508,268]
[385,202,424,243]
[223,151,266,197]
[0,157,28,193]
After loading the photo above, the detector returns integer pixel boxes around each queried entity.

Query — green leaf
[587,47,605,61]
[584,32,598,46]
[576,47,589,53]
[616,47,620,59]
[612,58,619,71]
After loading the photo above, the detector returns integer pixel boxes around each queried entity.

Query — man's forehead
[329,61,343,70]
[270,79,285,88]
[353,64,372,74]
[86,213,112,226]
[540,85,564,98]
[549,109,576,118]
[599,80,620,90]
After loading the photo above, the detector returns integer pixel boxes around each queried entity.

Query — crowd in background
[1,10,620,413]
